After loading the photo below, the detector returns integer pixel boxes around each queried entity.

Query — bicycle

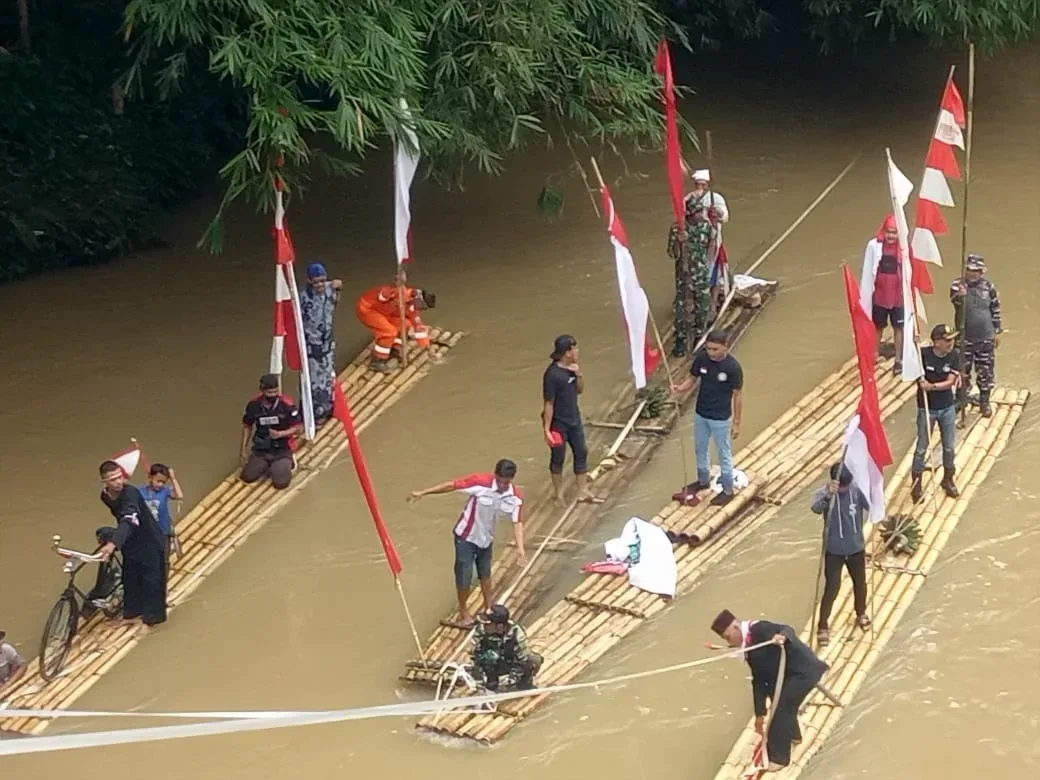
[39,528,124,682]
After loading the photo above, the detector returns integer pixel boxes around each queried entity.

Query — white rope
[0,641,773,756]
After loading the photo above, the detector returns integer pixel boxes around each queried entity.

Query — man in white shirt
[408,459,526,629]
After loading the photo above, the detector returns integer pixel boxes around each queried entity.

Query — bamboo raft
[713,386,1030,780]
[0,329,464,737]
[414,356,917,743]
[400,283,779,685]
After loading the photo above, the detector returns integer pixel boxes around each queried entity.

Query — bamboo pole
[956,44,976,425]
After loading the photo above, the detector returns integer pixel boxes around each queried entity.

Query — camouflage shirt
[950,276,1002,343]
[472,621,530,666]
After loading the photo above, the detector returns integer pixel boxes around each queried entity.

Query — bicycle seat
[95,526,117,544]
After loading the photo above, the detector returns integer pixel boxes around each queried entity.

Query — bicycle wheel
[101,559,125,619]
[39,592,78,682]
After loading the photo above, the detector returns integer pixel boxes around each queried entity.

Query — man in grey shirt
[0,629,26,695]
[809,463,870,647]
[950,253,1003,417]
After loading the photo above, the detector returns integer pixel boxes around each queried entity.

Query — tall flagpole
[956,43,976,426]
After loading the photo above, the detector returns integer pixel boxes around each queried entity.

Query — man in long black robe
[711,609,828,771]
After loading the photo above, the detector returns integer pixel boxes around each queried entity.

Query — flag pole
[809,445,849,650]
[395,575,427,663]
[396,267,409,368]
[588,155,691,489]
[956,44,976,423]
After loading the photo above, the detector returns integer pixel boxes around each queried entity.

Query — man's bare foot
[441,615,476,630]
[552,494,566,507]
[577,493,605,505]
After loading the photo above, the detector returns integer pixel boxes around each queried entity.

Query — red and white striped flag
[599,184,661,389]
[842,266,894,521]
[653,40,685,229]
[886,151,925,382]
[394,98,420,267]
[270,180,315,440]
[111,440,147,479]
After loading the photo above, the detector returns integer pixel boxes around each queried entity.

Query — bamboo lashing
[414,357,918,742]
[401,287,777,682]
[712,387,1029,780]
[0,329,463,737]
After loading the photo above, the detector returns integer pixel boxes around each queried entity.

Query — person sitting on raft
[471,604,543,692]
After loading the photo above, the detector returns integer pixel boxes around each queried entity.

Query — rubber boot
[910,472,924,504]
[941,467,960,498]
[979,390,993,418]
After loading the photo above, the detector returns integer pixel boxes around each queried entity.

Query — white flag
[394,98,420,266]
[885,151,924,382]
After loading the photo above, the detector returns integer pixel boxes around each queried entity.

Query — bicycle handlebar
[50,534,106,563]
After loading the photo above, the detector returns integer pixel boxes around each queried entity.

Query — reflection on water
[0,40,1037,780]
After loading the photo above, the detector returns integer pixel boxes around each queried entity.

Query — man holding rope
[712,610,828,772]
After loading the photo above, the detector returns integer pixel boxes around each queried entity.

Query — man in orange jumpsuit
[355,284,437,372]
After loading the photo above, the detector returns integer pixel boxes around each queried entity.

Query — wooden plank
[0,328,465,736]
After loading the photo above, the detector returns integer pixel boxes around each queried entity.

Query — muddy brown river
[1,41,1037,779]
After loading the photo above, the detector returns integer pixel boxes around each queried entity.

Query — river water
[0,41,1037,779]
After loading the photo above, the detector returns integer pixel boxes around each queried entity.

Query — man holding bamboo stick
[911,324,962,503]
[711,610,828,771]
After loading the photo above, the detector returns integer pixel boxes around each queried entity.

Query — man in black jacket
[711,609,828,771]
[96,460,168,628]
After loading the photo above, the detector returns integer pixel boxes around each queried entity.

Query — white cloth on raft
[602,517,677,598]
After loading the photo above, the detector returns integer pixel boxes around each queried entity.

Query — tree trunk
[17,0,32,54]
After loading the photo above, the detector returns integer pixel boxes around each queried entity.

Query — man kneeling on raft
[471,604,543,692]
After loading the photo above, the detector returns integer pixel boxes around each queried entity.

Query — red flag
[600,185,661,388]
[843,266,894,520]
[653,40,685,228]
[332,376,404,576]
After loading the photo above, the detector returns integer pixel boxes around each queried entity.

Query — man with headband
[711,609,828,771]
[300,261,343,425]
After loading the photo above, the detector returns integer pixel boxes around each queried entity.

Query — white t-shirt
[451,473,523,549]
[0,642,25,684]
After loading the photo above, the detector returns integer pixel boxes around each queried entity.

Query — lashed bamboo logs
[401,289,778,683]
[0,329,464,737]
[712,388,1030,780]
[414,359,919,742]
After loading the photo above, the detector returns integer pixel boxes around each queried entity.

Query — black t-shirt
[543,363,581,427]
[101,484,165,562]
[243,394,300,453]
[917,346,961,410]
[691,351,744,420]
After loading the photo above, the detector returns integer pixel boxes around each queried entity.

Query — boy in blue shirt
[139,464,184,570]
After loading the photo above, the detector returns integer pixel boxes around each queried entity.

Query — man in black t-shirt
[96,460,167,628]
[669,329,744,507]
[911,324,962,503]
[541,335,602,506]
[240,373,303,490]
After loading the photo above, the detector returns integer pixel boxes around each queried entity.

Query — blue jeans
[694,413,734,492]
[912,405,956,473]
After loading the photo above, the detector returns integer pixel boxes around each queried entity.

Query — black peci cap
[259,373,280,390]
[551,334,577,360]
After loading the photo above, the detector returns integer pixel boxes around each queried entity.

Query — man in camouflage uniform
[950,254,1002,417]
[668,169,729,357]
[470,604,543,691]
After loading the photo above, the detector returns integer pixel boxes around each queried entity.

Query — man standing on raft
[711,609,828,772]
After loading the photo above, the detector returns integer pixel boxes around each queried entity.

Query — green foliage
[122,0,690,248]
[0,4,242,283]
[805,0,1040,51]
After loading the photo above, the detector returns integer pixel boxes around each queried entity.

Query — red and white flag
[653,40,685,229]
[600,185,661,389]
[911,74,966,268]
[394,98,420,267]
[270,181,315,440]
[842,266,895,521]
[885,151,924,382]
[111,440,147,479]
[332,373,404,577]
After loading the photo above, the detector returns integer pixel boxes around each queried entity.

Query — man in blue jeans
[911,323,962,503]
[670,329,743,507]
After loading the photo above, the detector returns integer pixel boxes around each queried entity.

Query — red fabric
[273,216,303,372]
[581,561,628,576]
[911,255,934,295]
[925,138,961,180]
[942,79,966,127]
[872,253,902,309]
[451,473,495,490]
[653,40,685,229]
[332,378,404,576]
[915,198,949,236]
[843,267,894,468]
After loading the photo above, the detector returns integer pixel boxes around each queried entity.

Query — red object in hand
[548,430,564,447]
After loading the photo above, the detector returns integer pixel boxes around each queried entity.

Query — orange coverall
[355,285,430,361]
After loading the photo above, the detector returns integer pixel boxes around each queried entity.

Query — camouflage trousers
[962,339,996,394]
[669,225,713,356]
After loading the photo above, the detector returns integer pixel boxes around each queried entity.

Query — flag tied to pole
[270,183,316,440]
[599,184,661,389]
[842,266,894,521]
[332,375,404,577]
[111,441,147,479]
[653,40,685,229]
[394,98,420,267]
[885,151,925,382]
[911,75,966,269]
